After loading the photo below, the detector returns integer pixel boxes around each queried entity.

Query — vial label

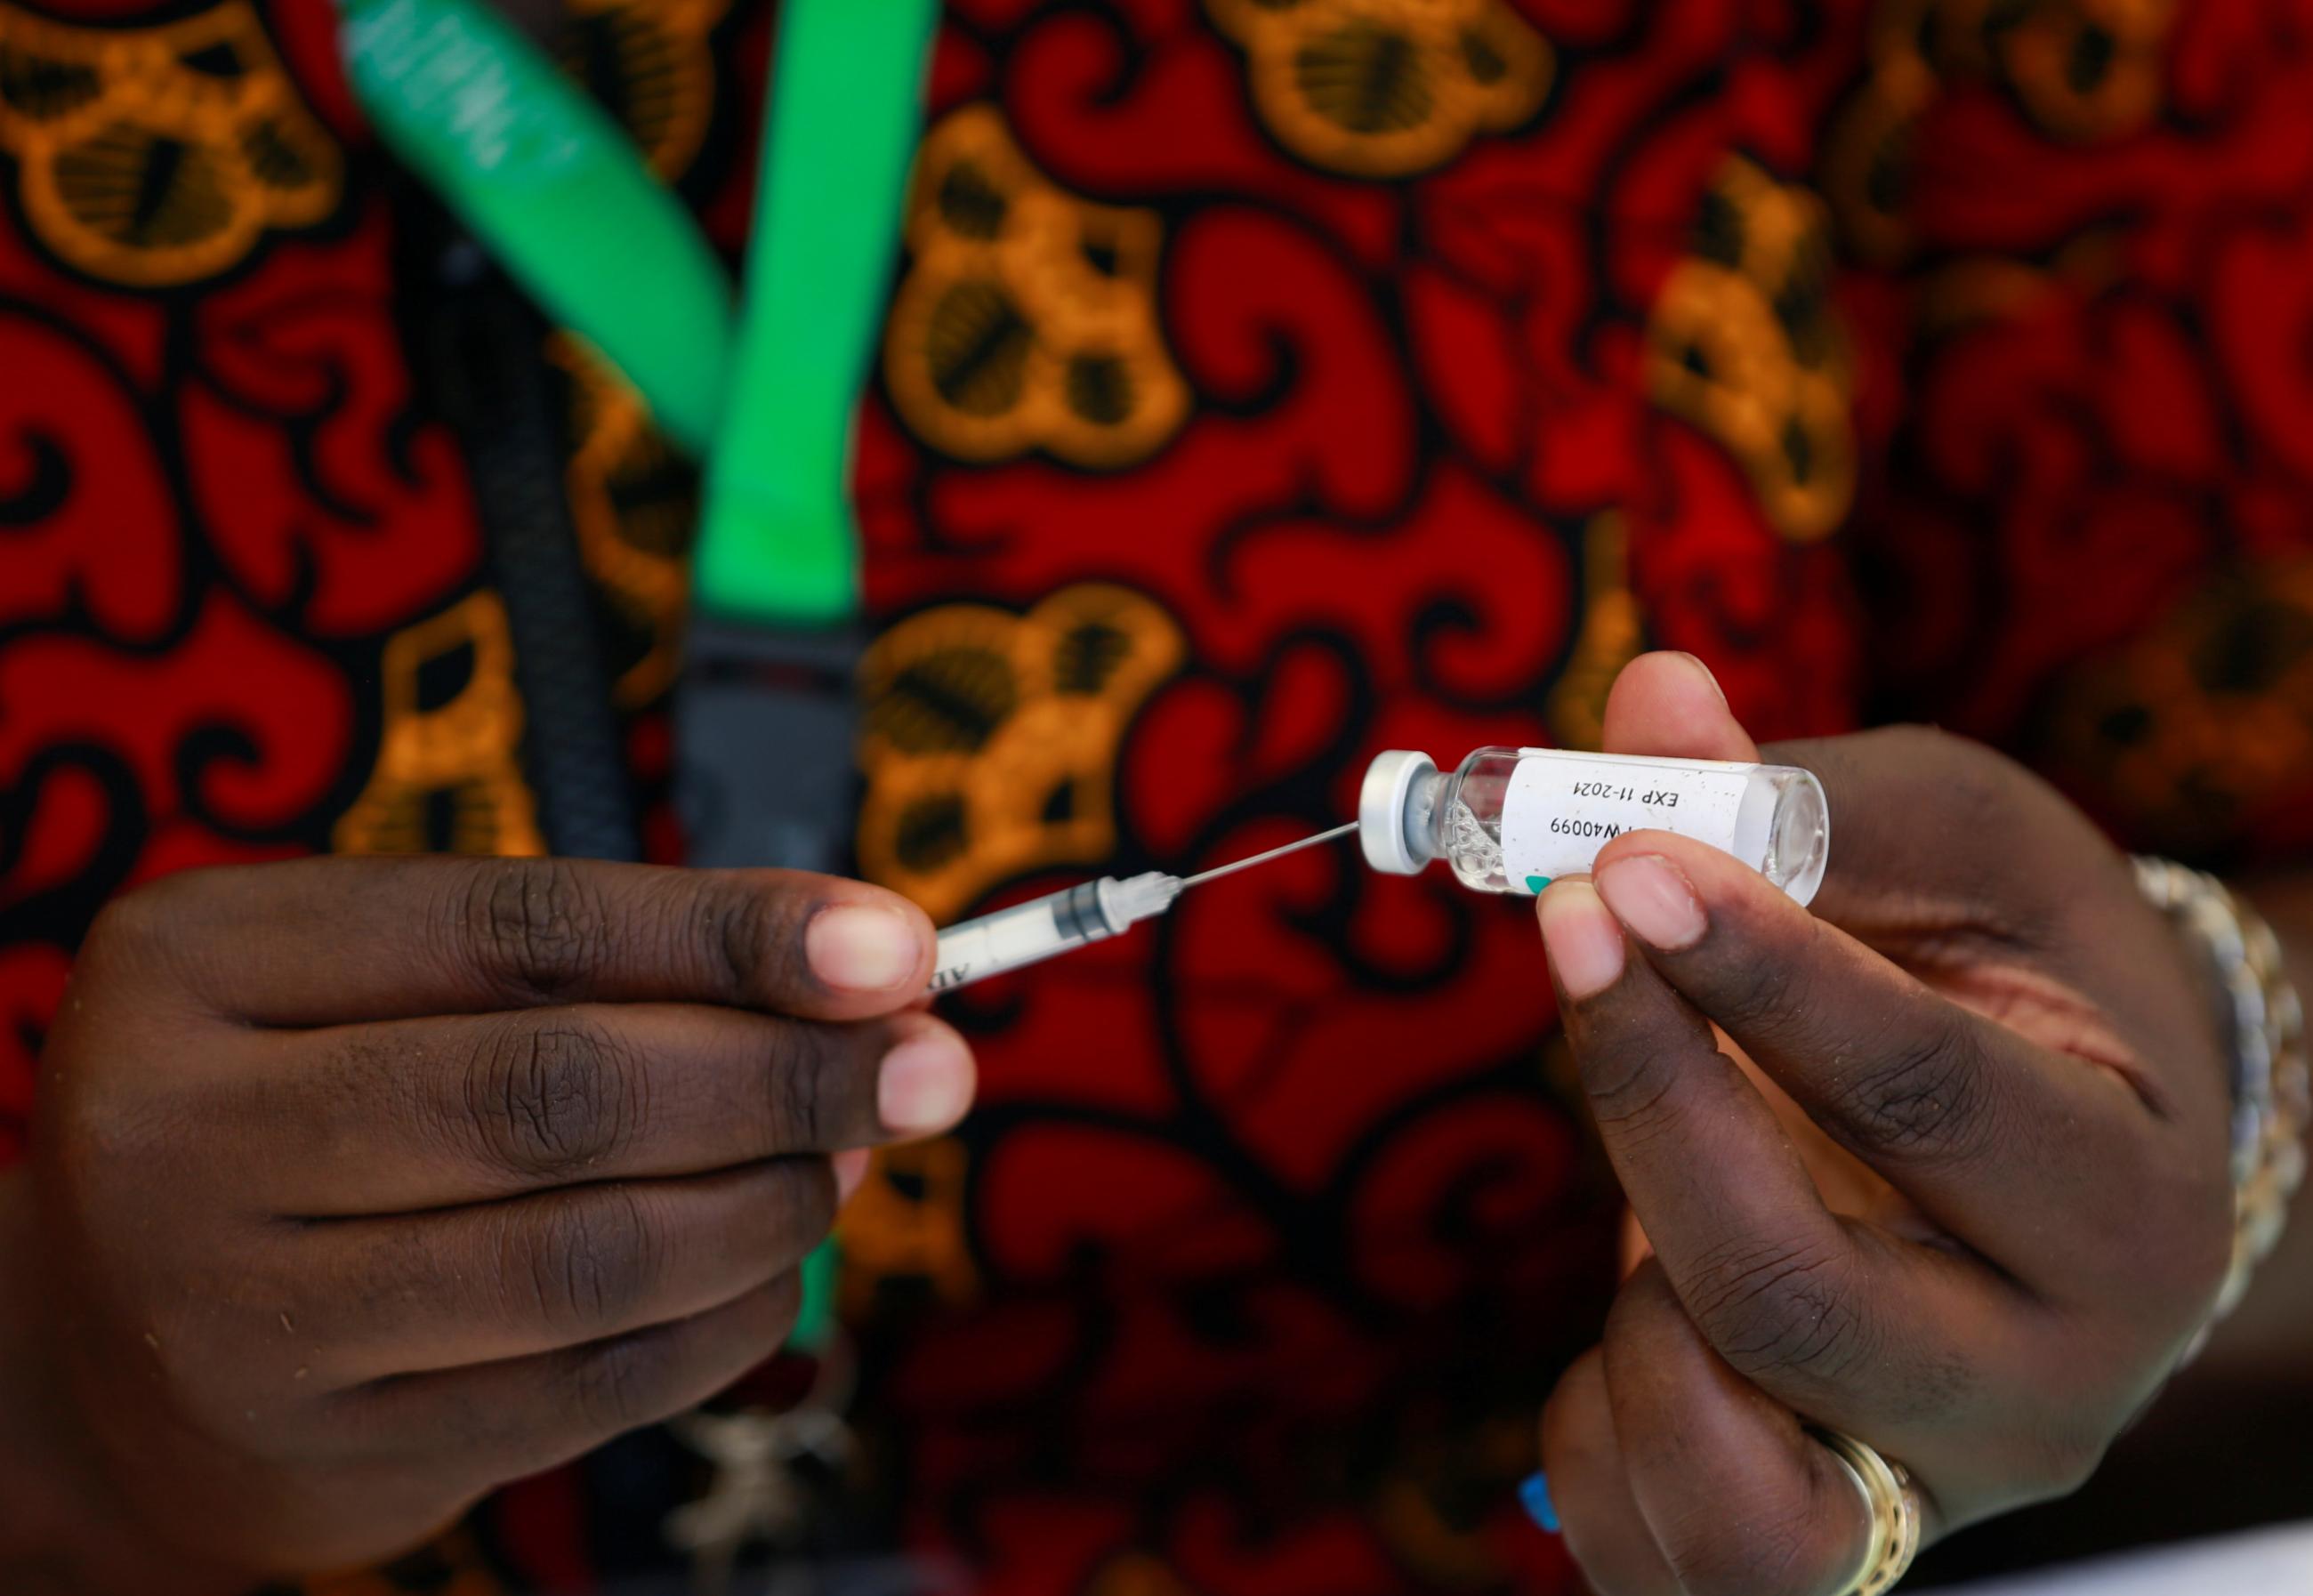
[1495,750,1752,893]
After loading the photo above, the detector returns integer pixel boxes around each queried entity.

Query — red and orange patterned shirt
[7,2,2313,1591]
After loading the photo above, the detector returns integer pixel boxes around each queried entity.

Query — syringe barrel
[929,880,1117,994]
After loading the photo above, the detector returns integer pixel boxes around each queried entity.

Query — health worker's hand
[0,857,971,1592]
[1535,652,2236,1596]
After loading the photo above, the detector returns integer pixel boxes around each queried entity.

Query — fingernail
[808,902,923,991]
[877,1026,975,1136]
[1597,853,1706,951]
[1674,650,1728,707]
[834,1148,871,1205]
[1538,880,1624,999]
[1519,1471,1559,1534]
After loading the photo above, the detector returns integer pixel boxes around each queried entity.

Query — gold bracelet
[2134,858,2311,1351]
[1812,1428,1922,1596]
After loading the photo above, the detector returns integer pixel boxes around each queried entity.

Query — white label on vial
[1495,750,1751,893]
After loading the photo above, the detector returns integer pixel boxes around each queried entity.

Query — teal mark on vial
[1526,875,1552,894]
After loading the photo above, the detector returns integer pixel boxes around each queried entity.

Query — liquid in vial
[1359,747,1829,906]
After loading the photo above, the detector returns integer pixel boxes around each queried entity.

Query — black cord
[418,231,641,862]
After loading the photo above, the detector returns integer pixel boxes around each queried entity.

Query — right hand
[0,856,971,1591]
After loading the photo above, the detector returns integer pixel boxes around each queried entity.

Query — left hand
[1535,652,2237,1596]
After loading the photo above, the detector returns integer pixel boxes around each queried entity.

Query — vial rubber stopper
[1359,749,1437,875]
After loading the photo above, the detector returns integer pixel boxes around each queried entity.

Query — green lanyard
[342,0,936,1351]
[700,0,934,625]
[339,0,935,626]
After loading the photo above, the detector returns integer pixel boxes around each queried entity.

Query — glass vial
[1358,746,1829,906]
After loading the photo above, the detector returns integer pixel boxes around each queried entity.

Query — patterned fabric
[4,1,2312,1592]
[843,12,1854,1592]
[1834,1,2313,867]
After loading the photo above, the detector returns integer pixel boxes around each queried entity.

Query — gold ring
[1811,1428,1922,1596]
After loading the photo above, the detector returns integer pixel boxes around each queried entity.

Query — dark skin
[0,2,2291,1576]
[0,858,972,1592]
[0,7,973,1588]
[1535,653,2243,1594]
[0,653,2288,1593]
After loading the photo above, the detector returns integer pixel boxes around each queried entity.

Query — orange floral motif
[332,592,547,858]
[2043,560,2313,859]
[1204,0,1551,180]
[1546,512,1642,753]
[1647,159,1857,544]
[1935,0,2173,141]
[1371,1471,1504,1590]
[837,1137,979,1315]
[0,1,339,287]
[554,0,729,180]
[885,106,1189,469]
[856,584,1184,926]
[549,335,695,709]
[1824,0,2176,263]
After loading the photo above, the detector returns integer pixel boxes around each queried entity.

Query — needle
[1177,821,1358,891]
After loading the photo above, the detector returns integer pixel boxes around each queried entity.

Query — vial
[1358,747,1829,906]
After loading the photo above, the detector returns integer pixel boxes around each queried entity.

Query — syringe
[929,823,1358,993]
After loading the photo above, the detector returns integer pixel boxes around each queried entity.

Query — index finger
[1590,834,2206,1302]
[147,856,937,1025]
[1539,877,2003,1427]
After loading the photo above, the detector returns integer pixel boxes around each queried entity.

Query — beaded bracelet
[2133,858,2311,1353]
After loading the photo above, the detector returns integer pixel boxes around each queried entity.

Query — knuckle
[510,1187,661,1336]
[466,859,614,1000]
[1707,924,1813,1036]
[1827,1011,1995,1164]
[567,1274,802,1439]
[1684,1236,1868,1383]
[770,1022,845,1149]
[765,1157,841,1259]
[464,1012,645,1181]
[568,1323,674,1436]
[695,878,787,1003]
[642,871,810,1006]
[711,894,773,1001]
[1581,1041,1686,1150]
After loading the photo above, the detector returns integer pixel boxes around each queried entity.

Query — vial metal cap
[1360,750,1437,875]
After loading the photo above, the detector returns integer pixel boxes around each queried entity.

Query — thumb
[1600,652,1759,762]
